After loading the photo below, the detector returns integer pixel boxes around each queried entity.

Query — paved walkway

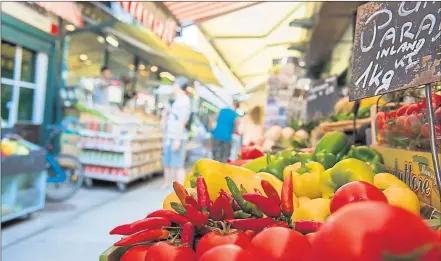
[2,176,172,261]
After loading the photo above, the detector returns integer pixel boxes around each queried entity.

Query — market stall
[98,2,441,260]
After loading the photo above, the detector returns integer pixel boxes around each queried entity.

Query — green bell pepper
[314,152,338,170]
[243,156,274,173]
[314,132,351,161]
[345,146,383,164]
[369,162,389,174]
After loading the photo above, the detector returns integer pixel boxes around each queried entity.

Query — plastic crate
[1,170,47,222]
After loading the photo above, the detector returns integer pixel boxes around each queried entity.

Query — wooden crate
[310,118,371,147]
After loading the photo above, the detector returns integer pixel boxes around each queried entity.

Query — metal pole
[424,85,441,191]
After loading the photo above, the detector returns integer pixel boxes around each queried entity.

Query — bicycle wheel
[46,154,84,202]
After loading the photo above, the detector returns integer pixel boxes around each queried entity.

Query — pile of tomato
[376,94,441,149]
[109,174,441,261]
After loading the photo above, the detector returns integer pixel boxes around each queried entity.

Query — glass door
[1,40,48,126]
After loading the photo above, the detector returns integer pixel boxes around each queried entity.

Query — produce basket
[1,139,48,222]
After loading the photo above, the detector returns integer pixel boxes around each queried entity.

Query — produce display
[103,132,441,261]
[375,94,441,150]
[258,126,310,152]
[1,138,31,156]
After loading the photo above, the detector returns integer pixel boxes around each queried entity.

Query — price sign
[306,76,339,121]
[349,1,441,101]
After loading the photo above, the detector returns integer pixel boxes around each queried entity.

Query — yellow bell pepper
[298,197,311,206]
[383,187,420,215]
[320,158,375,199]
[163,188,197,210]
[284,161,324,199]
[293,198,331,222]
[374,173,409,190]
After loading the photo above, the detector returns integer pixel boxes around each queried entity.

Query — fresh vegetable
[185,196,201,211]
[294,220,323,234]
[305,232,316,245]
[260,180,281,205]
[146,241,196,261]
[314,131,351,165]
[284,161,324,199]
[383,187,420,215]
[397,104,410,116]
[129,217,171,235]
[173,182,189,206]
[147,209,190,226]
[330,181,388,213]
[313,152,338,170]
[225,177,263,218]
[199,244,254,261]
[163,188,197,211]
[196,231,251,259]
[249,227,311,261]
[293,198,331,223]
[220,195,235,219]
[240,146,264,160]
[228,159,251,166]
[230,218,276,231]
[170,202,186,215]
[344,146,382,165]
[242,193,281,217]
[196,176,211,210]
[376,112,387,129]
[109,224,132,235]
[120,245,150,261]
[310,202,440,261]
[181,222,194,248]
[185,204,208,228]
[243,156,274,172]
[210,196,224,221]
[320,159,375,199]
[234,210,252,219]
[266,221,290,229]
[369,162,389,174]
[281,172,294,217]
[114,229,169,246]
[373,173,409,190]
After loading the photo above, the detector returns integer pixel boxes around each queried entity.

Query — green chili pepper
[234,210,252,219]
[225,177,263,218]
[190,172,200,188]
[170,202,186,215]
[240,184,248,195]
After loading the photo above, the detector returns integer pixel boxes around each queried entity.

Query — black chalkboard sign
[306,76,339,121]
[350,1,441,101]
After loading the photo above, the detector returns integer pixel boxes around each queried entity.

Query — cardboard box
[372,145,441,213]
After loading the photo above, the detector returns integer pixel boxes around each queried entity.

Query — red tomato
[199,244,254,261]
[376,112,386,130]
[120,245,150,261]
[330,181,388,213]
[432,94,441,106]
[404,114,422,136]
[397,104,410,116]
[305,233,316,245]
[405,104,420,115]
[146,242,196,261]
[245,230,258,240]
[421,123,441,138]
[387,110,397,118]
[435,108,441,124]
[310,202,440,261]
[196,231,251,259]
[249,227,311,261]
[396,116,408,134]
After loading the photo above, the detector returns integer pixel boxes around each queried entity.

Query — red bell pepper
[240,146,264,160]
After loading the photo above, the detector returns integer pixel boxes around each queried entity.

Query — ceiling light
[139,64,146,70]
[106,35,119,47]
[79,54,88,61]
[97,36,105,43]
[150,66,158,72]
[65,24,76,31]
[298,60,306,67]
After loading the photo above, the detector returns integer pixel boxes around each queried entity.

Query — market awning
[183,2,320,86]
[107,22,219,85]
[163,2,259,25]
[36,2,84,27]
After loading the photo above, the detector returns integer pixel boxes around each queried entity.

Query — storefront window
[1,41,16,79]
[1,84,13,121]
[17,88,34,121]
[66,32,106,87]
[21,48,36,83]
[108,47,135,82]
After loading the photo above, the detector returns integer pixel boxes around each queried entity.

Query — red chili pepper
[230,217,276,231]
[181,222,194,248]
[254,188,262,195]
[185,195,201,211]
[130,217,171,235]
[210,196,224,221]
[173,181,188,206]
[433,94,441,106]
[196,176,210,210]
[261,180,281,205]
[114,229,169,246]
[109,224,132,235]
[220,195,235,219]
[219,190,241,210]
[146,209,190,226]
[294,220,323,234]
[242,193,281,217]
[186,204,208,227]
[397,104,410,116]
[405,104,420,115]
[266,221,290,229]
[387,110,397,118]
[281,173,294,218]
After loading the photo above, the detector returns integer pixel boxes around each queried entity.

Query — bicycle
[45,117,84,202]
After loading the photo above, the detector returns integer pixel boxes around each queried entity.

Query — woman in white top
[240,106,264,146]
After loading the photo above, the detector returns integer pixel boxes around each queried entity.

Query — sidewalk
[2,176,172,261]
